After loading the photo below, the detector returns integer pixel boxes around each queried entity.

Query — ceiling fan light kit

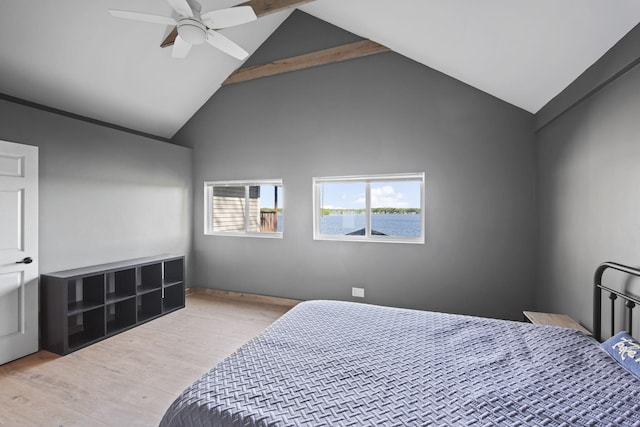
[108,0,257,59]
[177,19,207,45]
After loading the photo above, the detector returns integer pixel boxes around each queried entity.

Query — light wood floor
[0,293,293,427]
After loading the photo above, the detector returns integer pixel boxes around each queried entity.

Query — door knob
[16,257,33,264]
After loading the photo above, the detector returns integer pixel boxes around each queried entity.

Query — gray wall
[535,55,640,330]
[174,12,536,320]
[0,98,192,276]
[1,10,633,328]
[535,24,640,131]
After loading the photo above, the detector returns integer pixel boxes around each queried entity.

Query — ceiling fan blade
[201,6,257,29]
[160,0,314,48]
[206,30,249,60]
[167,0,194,17]
[172,35,193,58]
[109,10,176,26]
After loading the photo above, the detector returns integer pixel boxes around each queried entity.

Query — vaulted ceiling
[1,0,639,139]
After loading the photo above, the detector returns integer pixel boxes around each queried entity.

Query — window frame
[204,179,283,239]
[312,172,425,244]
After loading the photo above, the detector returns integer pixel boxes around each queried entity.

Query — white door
[0,140,38,365]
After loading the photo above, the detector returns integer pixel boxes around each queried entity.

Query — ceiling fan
[109,0,257,60]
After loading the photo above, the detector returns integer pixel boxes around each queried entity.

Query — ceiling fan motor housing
[177,19,207,45]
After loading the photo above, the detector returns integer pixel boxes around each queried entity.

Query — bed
[160,262,640,426]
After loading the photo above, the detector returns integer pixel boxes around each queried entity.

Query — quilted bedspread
[160,300,640,426]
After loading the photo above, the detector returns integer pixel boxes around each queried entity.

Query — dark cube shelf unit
[41,255,185,355]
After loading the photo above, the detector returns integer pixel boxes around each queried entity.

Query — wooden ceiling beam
[160,27,179,48]
[236,0,315,18]
[222,40,390,86]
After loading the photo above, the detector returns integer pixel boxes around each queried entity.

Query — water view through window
[315,174,424,242]
[320,213,421,236]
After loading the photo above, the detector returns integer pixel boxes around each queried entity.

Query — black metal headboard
[593,262,640,342]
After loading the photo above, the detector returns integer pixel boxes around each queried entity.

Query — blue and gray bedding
[160,300,640,426]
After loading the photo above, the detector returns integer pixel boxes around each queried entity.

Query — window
[204,179,283,238]
[313,173,425,243]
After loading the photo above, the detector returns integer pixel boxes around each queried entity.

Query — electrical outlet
[352,287,365,298]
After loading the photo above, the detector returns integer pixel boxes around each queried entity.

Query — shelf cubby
[41,255,185,355]
[164,258,184,287]
[137,290,162,322]
[139,263,162,292]
[106,268,136,303]
[163,283,185,312]
[106,298,137,334]
[68,307,105,349]
[68,274,105,314]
